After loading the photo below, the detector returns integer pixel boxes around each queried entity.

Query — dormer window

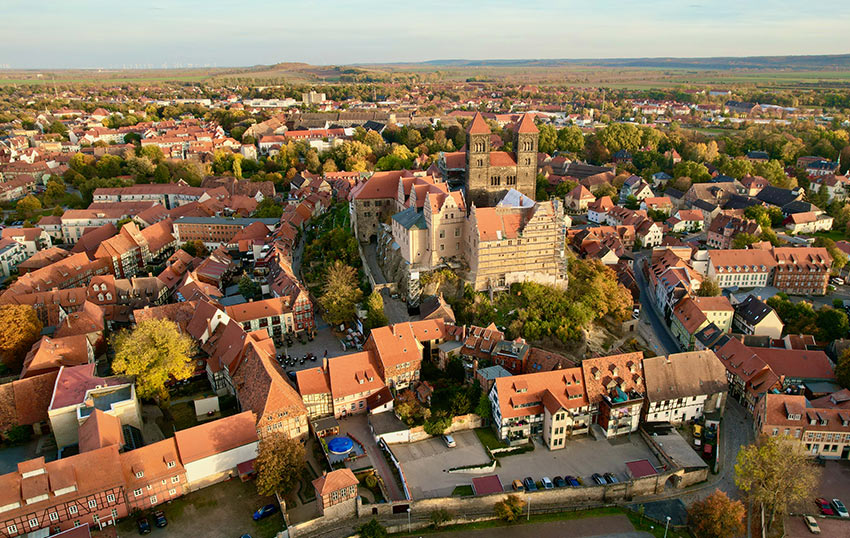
[135,471,144,478]
[166,461,175,469]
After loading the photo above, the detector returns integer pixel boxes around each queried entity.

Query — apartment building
[706,249,776,289]
[642,351,728,424]
[489,368,590,448]
[92,183,210,209]
[706,214,760,249]
[581,352,645,438]
[225,295,313,341]
[1,227,52,257]
[60,204,158,243]
[119,438,186,511]
[365,323,424,390]
[0,239,27,278]
[296,352,387,419]
[171,217,278,249]
[0,448,128,537]
[670,296,733,350]
[755,393,850,459]
[771,247,831,296]
[732,295,784,339]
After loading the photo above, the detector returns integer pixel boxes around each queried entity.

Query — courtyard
[115,477,281,538]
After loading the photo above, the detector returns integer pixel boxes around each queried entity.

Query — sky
[2,0,849,69]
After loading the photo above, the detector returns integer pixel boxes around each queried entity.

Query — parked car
[137,518,151,535]
[693,424,703,438]
[253,504,279,521]
[604,473,619,484]
[804,515,821,534]
[566,476,580,487]
[523,477,537,491]
[443,434,456,448]
[591,473,606,485]
[553,476,566,488]
[511,479,524,491]
[832,498,849,518]
[831,277,845,286]
[816,498,834,516]
[541,477,554,489]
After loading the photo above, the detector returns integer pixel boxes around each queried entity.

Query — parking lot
[393,430,491,498]
[396,430,664,499]
[785,459,850,537]
[494,435,663,490]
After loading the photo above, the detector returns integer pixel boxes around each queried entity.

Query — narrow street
[633,254,681,355]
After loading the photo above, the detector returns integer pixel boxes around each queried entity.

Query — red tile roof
[173,411,258,464]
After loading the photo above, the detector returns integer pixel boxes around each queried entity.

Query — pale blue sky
[1,0,848,68]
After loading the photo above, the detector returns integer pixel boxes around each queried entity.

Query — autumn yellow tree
[319,261,363,326]
[111,319,196,400]
[255,433,305,496]
[688,489,746,538]
[0,305,43,371]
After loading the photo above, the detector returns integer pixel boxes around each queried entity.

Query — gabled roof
[467,112,491,135]
[514,113,539,134]
[312,468,357,496]
[643,351,728,403]
[174,411,258,464]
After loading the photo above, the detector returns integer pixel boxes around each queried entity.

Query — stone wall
[405,413,484,443]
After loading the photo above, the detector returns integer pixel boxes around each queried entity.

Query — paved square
[393,430,491,499]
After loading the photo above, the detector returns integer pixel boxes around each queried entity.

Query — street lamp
[664,515,671,538]
[527,491,531,521]
[407,507,411,533]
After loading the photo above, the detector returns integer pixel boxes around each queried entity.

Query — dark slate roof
[756,185,799,208]
[746,151,770,160]
[734,295,775,325]
[391,206,427,230]
[564,162,614,179]
[694,322,726,349]
[723,194,760,210]
[693,199,719,212]
[781,200,818,215]
[613,149,633,159]
[665,187,684,200]
[653,172,673,180]
[711,174,736,183]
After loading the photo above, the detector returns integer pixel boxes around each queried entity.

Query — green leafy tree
[364,291,389,331]
[814,237,848,270]
[423,415,451,435]
[181,240,208,258]
[356,519,388,538]
[732,233,760,249]
[319,261,363,326]
[430,508,452,529]
[494,494,525,522]
[698,278,721,297]
[16,195,42,220]
[238,275,260,300]
[254,198,283,218]
[835,348,850,389]
[255,433,305,497]
[111,319,196,400]
[688,489,746,538]
[735,435,819,534]
[673,160,711,182]
[816,307,850,341]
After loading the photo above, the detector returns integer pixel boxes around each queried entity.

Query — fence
[378,437,411,500]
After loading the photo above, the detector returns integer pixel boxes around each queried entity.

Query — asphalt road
[633,254,681,355]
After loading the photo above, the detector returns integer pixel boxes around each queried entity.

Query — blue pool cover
[327,436,354,454]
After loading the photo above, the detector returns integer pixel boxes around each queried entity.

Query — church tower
[514,113,539,201]
[465,112,491,208]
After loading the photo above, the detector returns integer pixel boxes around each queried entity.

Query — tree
[319,261,363,326]
[356,519,388,538]
[688,489,746,538]
[16,195,42,220]
[732,233,760,249]
[423,415,451,435]
[430,508,452,529]
[698,278,721,297]
[673,160,711,182]
[255,433,305,497]
[814,237,848,270]
[181,240,208,258]
[816,307,850,341]
[44,179,66,204]
[0,305,43,370]
[836,348,850,389]
[494,494,525,522]
[364,290,388,331]
[111,319,196,400]
[254,198,283,218]
[238,275,260,300]
[735,435,819,533]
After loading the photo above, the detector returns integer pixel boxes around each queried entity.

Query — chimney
[322,357,328,370]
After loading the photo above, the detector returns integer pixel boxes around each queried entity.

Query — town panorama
[1,32,850,538]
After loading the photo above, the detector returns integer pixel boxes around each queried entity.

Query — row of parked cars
[512,472,620,492]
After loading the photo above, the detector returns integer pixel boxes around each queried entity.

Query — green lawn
[474,428,508,451]
[812,229,847,242]
[451,485,474,497]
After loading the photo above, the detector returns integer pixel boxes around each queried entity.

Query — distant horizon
[3,52,850,72]
[2,0,850,69]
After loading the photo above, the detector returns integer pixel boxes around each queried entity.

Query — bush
[364,474,378,489]
[424,416,451,436]
[494,494,525,522]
